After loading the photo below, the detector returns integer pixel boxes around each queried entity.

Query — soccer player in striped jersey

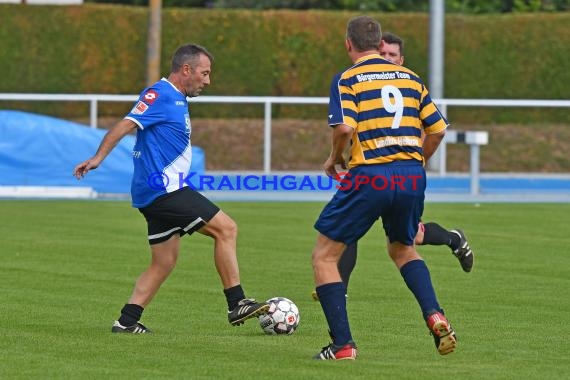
[328,32,473,297]
[73,44,268,334]
[312,16,457,360]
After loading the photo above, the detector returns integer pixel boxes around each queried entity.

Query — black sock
[224,284,245,310]
[338,242,358,290]
[118,303,144,327]
[422,222,459,249]
[448,230,461,250]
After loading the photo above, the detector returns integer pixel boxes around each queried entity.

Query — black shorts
[139,187,220,245]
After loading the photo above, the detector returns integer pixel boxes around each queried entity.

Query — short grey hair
[170,44,213,73]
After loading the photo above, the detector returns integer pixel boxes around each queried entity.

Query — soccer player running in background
[321,31,473,298]
[312,16,457,360]
[73,44,268,333]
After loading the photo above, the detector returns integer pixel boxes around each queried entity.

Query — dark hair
[382,32,404,55]
[346,15,382,52]
[170,44,213,73]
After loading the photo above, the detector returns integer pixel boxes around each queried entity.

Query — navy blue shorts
[314,161,426,245]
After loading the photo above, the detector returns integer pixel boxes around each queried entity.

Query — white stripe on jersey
[124,116,145,130]
[164,144,192,194]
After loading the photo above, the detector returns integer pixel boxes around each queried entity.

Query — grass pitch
[0,201,568,379]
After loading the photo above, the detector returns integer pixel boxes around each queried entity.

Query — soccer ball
[258,297,300,335]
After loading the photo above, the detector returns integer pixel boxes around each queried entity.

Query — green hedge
[1,4,569,122]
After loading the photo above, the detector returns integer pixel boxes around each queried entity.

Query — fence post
[470,144,481,195]
[90,98,98,129]
[264,101,272,173]
[445,130,488,195]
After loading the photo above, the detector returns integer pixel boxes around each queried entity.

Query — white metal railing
[2,93,570,180]
[434,98,570,178]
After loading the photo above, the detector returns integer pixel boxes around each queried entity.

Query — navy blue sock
[399,260,441,320]
[316,282,353,346]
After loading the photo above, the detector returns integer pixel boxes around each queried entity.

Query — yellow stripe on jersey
[332,54,448,167]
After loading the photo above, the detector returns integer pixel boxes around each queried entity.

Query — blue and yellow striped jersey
[328,53,448,167]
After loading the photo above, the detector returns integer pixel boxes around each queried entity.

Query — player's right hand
[73,158,100,179]
[323,156,346,178]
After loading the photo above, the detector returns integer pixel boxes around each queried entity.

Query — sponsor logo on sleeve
[131,101,149,115]
[143,89,159,104]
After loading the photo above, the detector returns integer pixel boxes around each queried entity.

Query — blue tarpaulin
[0,110,205,194]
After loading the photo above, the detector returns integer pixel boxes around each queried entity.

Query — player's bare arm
[73,119,137,179]
[324,123,353,178]
[423,130,446,163]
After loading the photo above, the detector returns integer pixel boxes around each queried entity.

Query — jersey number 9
[381,85,404,129]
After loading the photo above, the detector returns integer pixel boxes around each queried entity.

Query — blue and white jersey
[125,78,192,208]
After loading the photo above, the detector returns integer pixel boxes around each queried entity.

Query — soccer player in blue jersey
[73,44,269,333]
[312,17,457,360]
[326,32,473,297]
